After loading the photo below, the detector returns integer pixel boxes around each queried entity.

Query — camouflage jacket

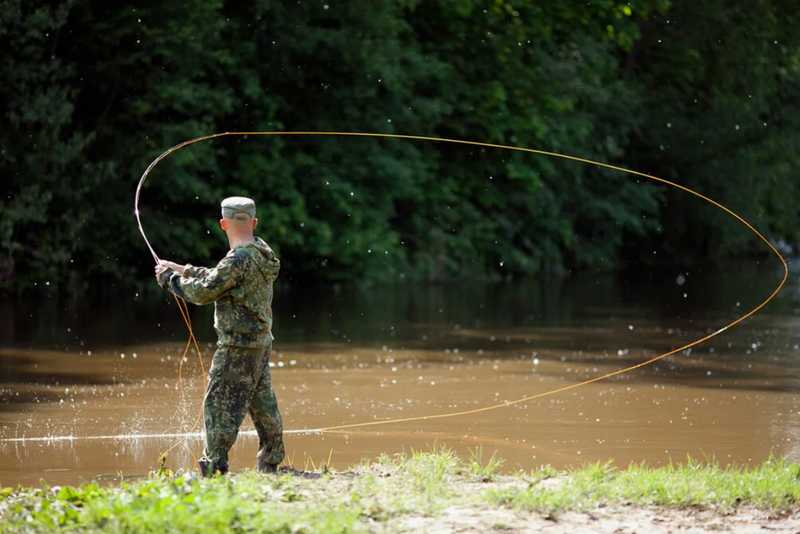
[158,236,280,348]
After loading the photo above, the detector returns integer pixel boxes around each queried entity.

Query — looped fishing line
[135,131,789,459]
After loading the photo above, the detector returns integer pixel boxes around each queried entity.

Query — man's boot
[199,456,228,477]
[259,463,278,474]
[257,453,279,474]
[256,449,278,473]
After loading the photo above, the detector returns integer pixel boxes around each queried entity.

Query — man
[155,196,284,476]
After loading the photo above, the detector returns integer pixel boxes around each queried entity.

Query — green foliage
[404,445,458,497]
[466,446,505,481]
[0,473,360,533]
[2,451,799,532]
[628,0,800,263]
[2,0,797,292]
[0,0,96,288]
[486,456,800,513]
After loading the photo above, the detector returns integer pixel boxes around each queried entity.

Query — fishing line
[28,130,783,456]
[0,132,787,452]
[136,131,788,440]
[134,131,789,444]
[157,294,204,463]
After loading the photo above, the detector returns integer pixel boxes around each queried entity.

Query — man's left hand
[158,260,185,274]
[154,261,174,287]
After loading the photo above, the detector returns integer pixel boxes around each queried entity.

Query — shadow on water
[0,354,122,388]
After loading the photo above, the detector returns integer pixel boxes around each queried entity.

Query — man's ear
[219,218,228,231]
[252,218,258,230]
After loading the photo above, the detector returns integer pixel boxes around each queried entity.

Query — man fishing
[154,196,284,476]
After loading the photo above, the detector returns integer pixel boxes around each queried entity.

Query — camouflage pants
[199,344,285,475]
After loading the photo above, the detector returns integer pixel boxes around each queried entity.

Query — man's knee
[206,424,239,446]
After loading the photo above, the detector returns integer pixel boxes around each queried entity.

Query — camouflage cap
[221,196,256,220]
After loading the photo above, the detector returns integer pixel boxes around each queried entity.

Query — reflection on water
[1,261,798,486]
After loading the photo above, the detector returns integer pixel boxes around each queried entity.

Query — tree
[628,0,800,264]
[0,1,93,289]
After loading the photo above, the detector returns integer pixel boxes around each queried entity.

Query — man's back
[165,236,280,348]
[209,237,280,347]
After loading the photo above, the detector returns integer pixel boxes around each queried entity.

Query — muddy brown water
[1,262,799,486]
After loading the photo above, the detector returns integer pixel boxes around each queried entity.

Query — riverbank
[1,447,799,533]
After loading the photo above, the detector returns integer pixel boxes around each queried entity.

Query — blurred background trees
[2,0,798,292]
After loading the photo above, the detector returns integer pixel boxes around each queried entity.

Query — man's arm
[183,264,211,278]
[156,251,246,305]
[154,261,214,278]
[157,260,188,276]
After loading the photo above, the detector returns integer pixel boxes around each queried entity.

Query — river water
[1,260,798,486]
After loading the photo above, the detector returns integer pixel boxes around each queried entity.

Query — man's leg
[199,346,260,476]
[249,344,285,472]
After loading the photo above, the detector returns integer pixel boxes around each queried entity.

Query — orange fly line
[133,131,789,454]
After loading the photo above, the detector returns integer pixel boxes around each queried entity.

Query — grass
[1,448,798,533]
[0,473,359,534]
[486,456,800,514]
[465,446,505,481]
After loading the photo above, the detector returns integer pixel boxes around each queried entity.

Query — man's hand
[154,262,170,288]
[154,260,184,288]
[158,260,186,275]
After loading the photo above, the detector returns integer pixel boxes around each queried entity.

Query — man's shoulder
[253,237,277,256]
[221,247,252,269]
[242,237,279,262]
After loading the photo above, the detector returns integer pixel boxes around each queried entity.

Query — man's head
[219,196,258,239]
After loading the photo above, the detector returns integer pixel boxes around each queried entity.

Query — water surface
[1,261,798,486]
